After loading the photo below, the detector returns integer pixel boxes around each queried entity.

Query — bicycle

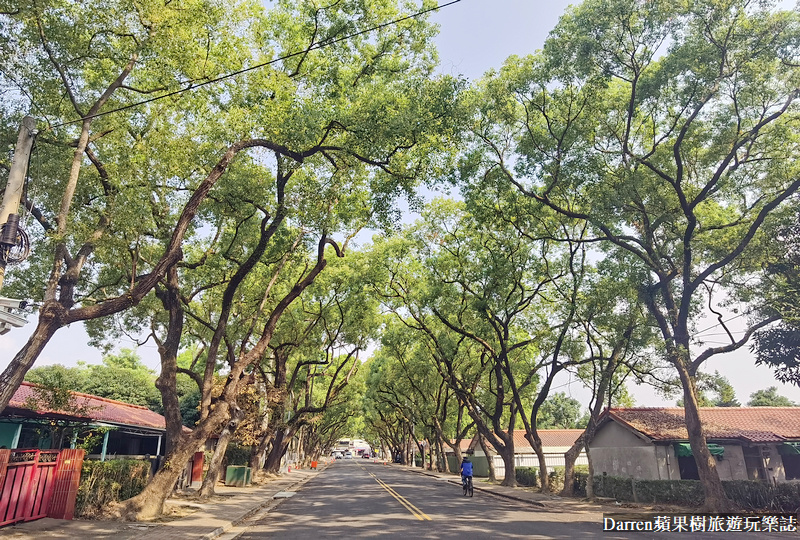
[462,475,473,497]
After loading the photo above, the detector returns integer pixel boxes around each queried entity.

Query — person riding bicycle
[460,456,473,487]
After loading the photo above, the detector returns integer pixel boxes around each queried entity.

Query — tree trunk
[676,360,734,512]
[250,425,273,471]
[560,433,585,497]
[477,432,496,482]
[0,304,63,412]
[530,437,550,492]
[120,401,230,520]
[498,445,517,487]
[154,265,185,455]
[586,446,596,500]
[198,406,242,499]
[264,429,289,474]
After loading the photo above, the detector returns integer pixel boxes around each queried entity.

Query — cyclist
[460,456,473,488]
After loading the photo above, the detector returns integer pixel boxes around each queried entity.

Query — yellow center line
[367,471,432,521]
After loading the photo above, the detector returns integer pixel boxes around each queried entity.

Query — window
[783,454,800,480]
[678,455,700,480]
[742,446,766,481]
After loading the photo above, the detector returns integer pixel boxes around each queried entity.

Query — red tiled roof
[605,407,800,443]
[448,438,472,452]
[7,382,169,432]
[471,429,584,452]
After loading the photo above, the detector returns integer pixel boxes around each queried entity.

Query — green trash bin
[225,465,252,487]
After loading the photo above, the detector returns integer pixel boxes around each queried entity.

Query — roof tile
[607,407,800,443]
[7,381,169,432]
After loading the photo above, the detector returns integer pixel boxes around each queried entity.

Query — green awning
[673,442,724,457]
[778,443,800,456]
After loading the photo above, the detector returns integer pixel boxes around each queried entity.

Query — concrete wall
[590,422,662,480]
[715,444,748,481]
[590,422,759,482]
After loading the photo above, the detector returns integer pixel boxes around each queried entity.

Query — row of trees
[0,0,798,515]
[0,0,463,520]
[361,0,800,512]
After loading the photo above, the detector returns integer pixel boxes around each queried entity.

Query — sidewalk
[0,466,324,540]
[399,464,650,514]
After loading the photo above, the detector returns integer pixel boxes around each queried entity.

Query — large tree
[462,0,800,510]
[1,0,464,519]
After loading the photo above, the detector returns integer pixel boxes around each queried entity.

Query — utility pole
[0,116,37,291]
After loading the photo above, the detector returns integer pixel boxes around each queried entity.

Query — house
[0,381,171,460]
[589,407,800,483]
[466,429,588,479]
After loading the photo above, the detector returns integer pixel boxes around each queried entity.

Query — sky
[2,0,800,409]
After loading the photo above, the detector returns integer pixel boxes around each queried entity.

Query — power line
[51,0,462,129]
[694,312,747,336]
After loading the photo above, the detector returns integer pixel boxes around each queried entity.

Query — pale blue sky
[2,0,800,408]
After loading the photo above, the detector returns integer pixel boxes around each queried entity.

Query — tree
[2,0,464,519]
[747,387,797,407]
[25,349,162,410]
[538,392,582,429]
[463,0,800,510]
[677,371,740,408]
[752,216,800,385]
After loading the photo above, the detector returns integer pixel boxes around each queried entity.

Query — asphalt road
[235,461,798,539]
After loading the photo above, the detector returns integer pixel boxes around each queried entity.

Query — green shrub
[574,471,589,496]
[591,475,800,511]
[547,467,565,492]
[224,443,251,466]
[515,467,538,487]
[723,480,800,513]
[594,474,635,501]
[75,459,150,517]
[635,479,704,506]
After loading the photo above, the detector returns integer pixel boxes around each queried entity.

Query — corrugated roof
[7,381,169,432]
[605,407,800,443]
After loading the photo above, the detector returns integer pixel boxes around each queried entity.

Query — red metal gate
[0,448,85,527]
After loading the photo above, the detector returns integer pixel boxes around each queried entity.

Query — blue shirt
[461,461,473,476]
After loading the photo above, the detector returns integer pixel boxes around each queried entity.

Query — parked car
[362,453,370,459]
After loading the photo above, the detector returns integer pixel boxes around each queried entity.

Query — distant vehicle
[362,453,370,459]
[344,451,353,459]
[333,451,343,459]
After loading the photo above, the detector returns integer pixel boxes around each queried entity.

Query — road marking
[367,471,432,521]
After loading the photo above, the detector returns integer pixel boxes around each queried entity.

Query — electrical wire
[693,312,747,336]
[51,0,463,129]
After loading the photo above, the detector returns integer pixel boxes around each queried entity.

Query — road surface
[234,460,796,539]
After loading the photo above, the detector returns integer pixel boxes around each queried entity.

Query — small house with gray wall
[589,407,800,484]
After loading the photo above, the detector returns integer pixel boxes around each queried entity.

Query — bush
[592,475,800,511]
[635,479,704,506]
[548,467,565,492]
[515,467,538,487]
[723,480,800,513]
[75,459,150,517]
[224,443,251,467]
[574,471,589,496]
